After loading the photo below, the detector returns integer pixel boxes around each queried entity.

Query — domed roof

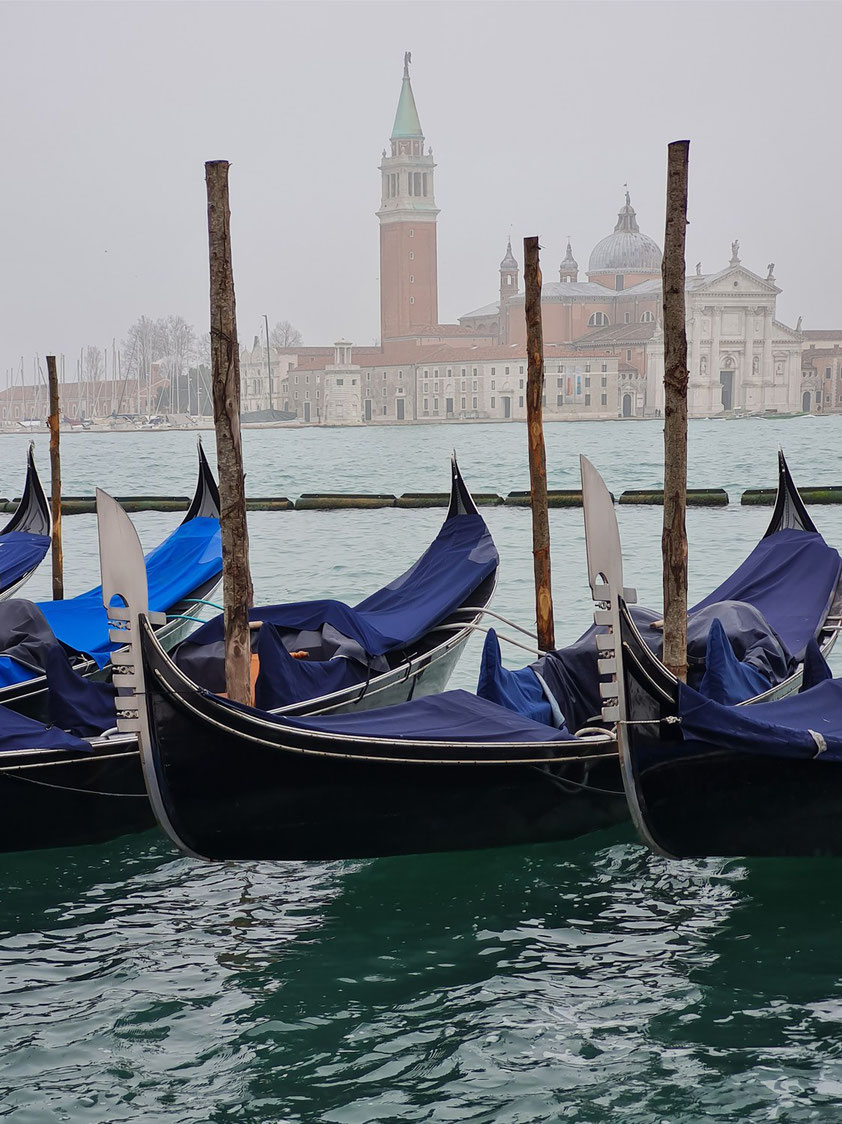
[588,193,662,275]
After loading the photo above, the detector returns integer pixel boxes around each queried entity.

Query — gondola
[0,444,51,600]
[0,451,827,857]
[0,458,500,852]
[0,439,222,722]
[103,452,840,862]
[591,461,842,860]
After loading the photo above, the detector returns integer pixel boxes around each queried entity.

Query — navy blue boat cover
[45,644,117,737]
[183,513,497,659]
[0,531,50,592]
[0,702,91,755]
[678,677,842,762]
[39,516,221,667]
[479,528,841,729]
[218,688,577,744]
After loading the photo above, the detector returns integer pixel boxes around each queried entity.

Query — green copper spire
[391,52,423,139]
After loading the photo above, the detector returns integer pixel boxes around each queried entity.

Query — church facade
[268,56,803,423]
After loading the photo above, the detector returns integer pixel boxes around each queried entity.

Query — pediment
[696,265,780,296]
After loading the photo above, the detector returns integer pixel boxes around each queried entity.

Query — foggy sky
[2,0,839,380]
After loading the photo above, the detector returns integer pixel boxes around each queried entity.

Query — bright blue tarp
[0,531,50,591]
[187,513,497,658]
[40,516,221,666]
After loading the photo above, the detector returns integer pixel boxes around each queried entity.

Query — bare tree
[270,320,303,349]
[83,345,104,381]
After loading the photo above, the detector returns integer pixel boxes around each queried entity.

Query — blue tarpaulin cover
[253,623,365,711]
[678,677,842,763]
[691,528,840,660]
[480,529,840,728]
[38,516,221,667]
[0,703,92,755]
[476,629,554,727]
[185,514,496,658]
[217,687,577,744]
[184,511,497,679]
[45,644,117,737]
[0,531,50,591]
[697,618,774,705]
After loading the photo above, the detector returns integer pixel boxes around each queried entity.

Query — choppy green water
[2,417,842,1122]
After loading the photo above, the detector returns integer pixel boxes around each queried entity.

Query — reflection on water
[1,419,842,1120]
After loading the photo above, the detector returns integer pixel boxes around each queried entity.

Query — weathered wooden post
[46,354,63,599]
[524,235,555,652]
[661,140,690,681]
[206,160,253,705]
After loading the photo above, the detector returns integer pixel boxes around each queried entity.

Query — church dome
[588,193,662,275]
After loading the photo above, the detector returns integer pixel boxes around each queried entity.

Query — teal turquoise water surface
[2,416,842,1122]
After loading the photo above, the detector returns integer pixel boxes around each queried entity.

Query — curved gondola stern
[182,436,221,523]
[96,488,204,859]
[763,448,818,538]
[446,451,481,520]
[2,443,51,538]
[579,455,661,852]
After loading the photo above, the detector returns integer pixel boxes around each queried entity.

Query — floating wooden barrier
[504,489,615,507]
[245,497,294,511]
[742,487,842,506]
[395,492,503,508]
[619,488,729,507]
[295,493,397,511]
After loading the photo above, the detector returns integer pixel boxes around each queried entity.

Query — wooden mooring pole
[524,235,555,652]
[46,354,63,599]
[205,160,253,706]
[661,140,690,681]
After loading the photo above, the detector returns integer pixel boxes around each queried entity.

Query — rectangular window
[491,367,496,376]
[601,393,607,405]
[491,380,495,389]
[626,349,632,361]
[519,379,524,389]
[585,376,591,387]
[423,398,428,410]
[461,380,466,391]
[585,393,591,405]
[434,382,439,392]
[472,396,478,409]
[422,172,428,195]
[447,368,452,377]
[505,367,510,376]
[585,363,591,373]
[519,396,524,407]
[557,394,563,406]
[461,368,466,377]
[491,396,496,408]
[624,312,631,324]
[557,377,563,387]
[336,378,344,386]
[473,380,477,390]
[601,363,607,372]
[383,406,387,415]
[519,366,524,375]
[473,368,477,376]
[601,375,607,387]
[461,396,466,409]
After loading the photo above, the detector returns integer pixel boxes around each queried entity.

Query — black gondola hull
[142,624,627,861]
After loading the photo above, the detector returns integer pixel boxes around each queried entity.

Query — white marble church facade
[642,248,802,417]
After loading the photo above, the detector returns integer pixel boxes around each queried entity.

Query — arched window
[588,312,610,327]
[641,310,655,323]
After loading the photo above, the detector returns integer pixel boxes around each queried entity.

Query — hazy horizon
[2,0,839,380]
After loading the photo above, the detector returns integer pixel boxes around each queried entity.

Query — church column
[710,307,721,413]
[762,306,773,409]
[743,306,754,410]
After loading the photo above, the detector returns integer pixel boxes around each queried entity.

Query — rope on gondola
[1,772,146,798]
[0,749,140,773]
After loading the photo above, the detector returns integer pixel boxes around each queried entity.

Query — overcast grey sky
[1,0,839,379]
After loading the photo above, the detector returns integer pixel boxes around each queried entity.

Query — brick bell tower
[377,53,439,341]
